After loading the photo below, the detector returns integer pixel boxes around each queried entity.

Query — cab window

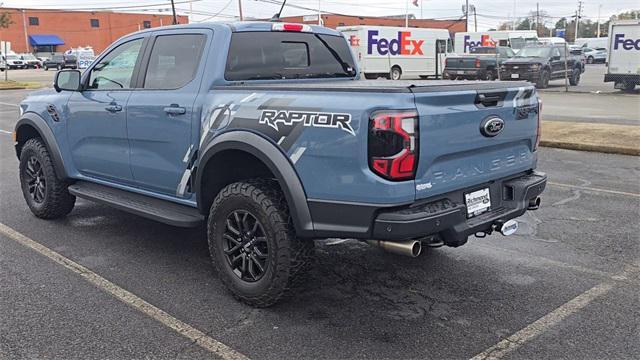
[143,34,206,89]
[88,38,144,90]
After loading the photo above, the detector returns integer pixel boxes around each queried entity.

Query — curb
[0,86,30,90]
[540,140,640,156]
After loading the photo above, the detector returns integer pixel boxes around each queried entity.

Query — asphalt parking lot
[1,85,639,359]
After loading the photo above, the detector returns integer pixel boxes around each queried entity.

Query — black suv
[499,45,583,88]
[43,54,78,70]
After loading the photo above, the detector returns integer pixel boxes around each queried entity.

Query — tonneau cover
[214,79,533,93]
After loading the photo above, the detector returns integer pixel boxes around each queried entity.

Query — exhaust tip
[528,197,541,210]
[411,241,422,257]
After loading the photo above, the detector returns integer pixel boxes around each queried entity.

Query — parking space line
[548,181,640,198]
[0,130,12,135]
[0,101,20,107]
[470,263,638,360]
[0,222,250,360]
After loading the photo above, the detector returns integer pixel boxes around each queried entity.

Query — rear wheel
[19,138,75,219]
[623,81,636,92]
[484,70,496,81]
[208,179,313,307]
[536,69,550,89]
[587,56,594,64]
[390,66,402,80]
[44,65,48,71]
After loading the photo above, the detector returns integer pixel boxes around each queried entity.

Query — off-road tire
[536,69,550,89]
[207,179,314,307]
[19,138,75,219]
[569,68,581,86]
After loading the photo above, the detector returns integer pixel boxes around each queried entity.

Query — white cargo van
[575,37,608,49]
[604,20,640,92]
[337,26,451,80]
[454,30,538,54]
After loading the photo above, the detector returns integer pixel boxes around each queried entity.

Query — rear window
[225,32,356,81]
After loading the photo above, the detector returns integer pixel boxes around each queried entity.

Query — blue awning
[28,34,65,46]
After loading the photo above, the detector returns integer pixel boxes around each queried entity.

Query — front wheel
[208,180,313,307]
[569,68,581,86]
[19,138,76,219]
[536,69,550,89]
[484,70,496,81]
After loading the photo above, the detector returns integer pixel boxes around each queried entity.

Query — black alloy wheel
[24,156,46,203]
[223,210,269,282]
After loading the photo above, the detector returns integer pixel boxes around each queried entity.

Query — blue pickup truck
[13,22,546,307]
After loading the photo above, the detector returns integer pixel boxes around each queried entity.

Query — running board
[68,181,204,228]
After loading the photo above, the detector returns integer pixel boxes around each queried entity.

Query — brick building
[278,14,466,36]
[0,8,187,55]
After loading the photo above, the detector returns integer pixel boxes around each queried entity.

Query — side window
[552,48,561,58]
[88,38,144,90]
[143,34,205,90]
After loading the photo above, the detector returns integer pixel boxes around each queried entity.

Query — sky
[3,0,639,30]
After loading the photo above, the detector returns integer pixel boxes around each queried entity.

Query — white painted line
[0,129,12,135]
[0,222,249,360]
[548,181,640,198]
[289,147,306,164]
[0,101,20,108]
[470,263,638,360]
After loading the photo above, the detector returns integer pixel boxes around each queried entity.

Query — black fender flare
[14,112,69,180]
[195,130,314,237]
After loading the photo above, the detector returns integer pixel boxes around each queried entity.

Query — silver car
[582,47,607,64]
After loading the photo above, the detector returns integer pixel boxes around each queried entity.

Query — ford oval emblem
[480,117,505,137]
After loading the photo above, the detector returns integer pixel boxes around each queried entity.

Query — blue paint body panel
[17,21,541,235]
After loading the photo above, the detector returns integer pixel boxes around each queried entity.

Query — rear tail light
[475,59,481,68]
[534,98,542,151]
[368,110,419,181]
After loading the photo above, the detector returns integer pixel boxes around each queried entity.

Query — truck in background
[65,47,96,69]
[338,26,451,80]
[575,37,608,50]
[454,30,538,54]
[604,20,640,92]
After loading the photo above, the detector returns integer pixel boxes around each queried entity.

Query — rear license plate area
[465,188,491,218]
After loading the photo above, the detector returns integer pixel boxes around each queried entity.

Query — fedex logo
[464,35,495,52]
[367,30,424,56]
[613,34,640,50]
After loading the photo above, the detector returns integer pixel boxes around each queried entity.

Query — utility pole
[512,0,516,30]
[473,6,477,32]
[238,0,244,20]
[597,4,602,37]
[21,9,29,52]
[465,0,469,32]
[170,0,177,24]
[575,0,583,42]
[536,3,540,37]
[405,0,409,28]
[318,0,321,25]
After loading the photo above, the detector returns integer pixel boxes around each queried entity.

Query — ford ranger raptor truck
[14,22,547,307]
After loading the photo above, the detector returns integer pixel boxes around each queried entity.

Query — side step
[68,181,204,228]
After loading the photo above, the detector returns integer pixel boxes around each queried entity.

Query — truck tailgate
[411,85,539,200]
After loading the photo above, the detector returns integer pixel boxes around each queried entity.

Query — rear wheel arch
[195,131,314,237]
[14,114,69,180]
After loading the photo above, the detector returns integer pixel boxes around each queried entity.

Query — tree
[0,11,13,29]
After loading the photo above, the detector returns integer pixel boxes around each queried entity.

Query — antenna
[271,0,287,22]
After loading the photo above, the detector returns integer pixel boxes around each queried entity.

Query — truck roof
[127,21,342,37]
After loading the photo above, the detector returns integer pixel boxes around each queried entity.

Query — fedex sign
[367,30,424,55]
[613,34,640,50]
[464,34,496,52]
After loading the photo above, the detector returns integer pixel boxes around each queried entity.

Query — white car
[0,58,6,72]
[582,47,607,64]
[2,54,27,69]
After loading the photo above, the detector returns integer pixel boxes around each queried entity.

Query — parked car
[19,53,43,68]
[2,54,27,69]
[0,58,6,72]
[43,54,78,70]
[499,45,583,88]
[13,22,546,307]
[444,46,515,80]
[582,47,607,64]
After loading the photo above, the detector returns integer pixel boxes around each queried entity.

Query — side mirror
[552,55,561,61]
[54,69,81,92]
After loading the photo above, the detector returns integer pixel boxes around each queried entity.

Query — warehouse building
[0,8,187,55]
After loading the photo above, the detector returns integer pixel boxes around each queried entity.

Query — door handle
[105,104,122,113]
[164,104,186,115]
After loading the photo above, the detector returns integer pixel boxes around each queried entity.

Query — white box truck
[454,30,538,54]
[337,26,451,80]
[604,20,640,92]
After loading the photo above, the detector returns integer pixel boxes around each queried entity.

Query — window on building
[90,19,100,28]
[338,22,345,26]
[29,17,39,26]
[143,21,151,29]
[143,34,206,89]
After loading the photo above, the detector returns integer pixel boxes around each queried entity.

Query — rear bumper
[444,68,484,79]
[499,71,541,82]
[308,171,547,246]
[604,74,640,84]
